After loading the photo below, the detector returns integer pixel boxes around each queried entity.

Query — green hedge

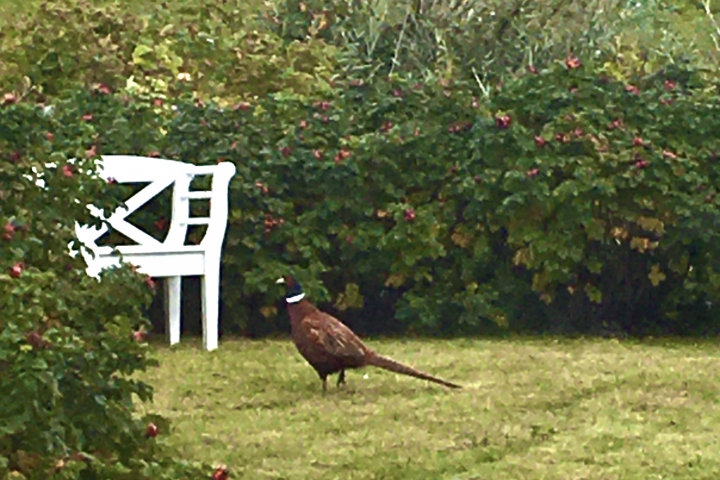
[0,92,214,479]
[14,58,720,337]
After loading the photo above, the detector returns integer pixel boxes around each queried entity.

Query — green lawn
[136,336,720,479]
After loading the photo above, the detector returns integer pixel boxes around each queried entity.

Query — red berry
[94,83,111,95]
[663,80,676,91]
[404,209,416,222]
[526,168,540,178]
[3,92,17,104]
[133,330,145,342]
[82,113,93,121]
[234,101,250,110]
[280,146,292,157]
[106,177,117,184]
[534,135,546,147]
[625,85,640,95]
[45,132,54,142]
[26,331,49,349]
[632,137,645,147]
[9,262,24,278]
[495,115,512,129]
[212,465,230,480]
[565,55,582,69]
[9,151,21,163]
[608,119,624,130]
[634,159,649,169]
[62,165,73,177]
[3,222,15,241]
[146,423,158,438]
[145,277,156,289]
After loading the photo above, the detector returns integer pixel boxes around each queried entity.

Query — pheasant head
[275,275,306,304]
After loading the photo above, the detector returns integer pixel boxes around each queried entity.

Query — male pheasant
[276,275,462,391]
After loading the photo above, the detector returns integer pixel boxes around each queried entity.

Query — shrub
[29,56,720,337]
[0,94,211,479]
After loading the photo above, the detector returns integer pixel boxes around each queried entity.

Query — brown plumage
[275,275,462,391]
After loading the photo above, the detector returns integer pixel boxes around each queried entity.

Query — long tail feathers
[366,353,462,389]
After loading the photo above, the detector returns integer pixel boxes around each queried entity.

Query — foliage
[0,96,212,479]
[3,0,720,101]
[15,55,720,337]
[4,0,720,477]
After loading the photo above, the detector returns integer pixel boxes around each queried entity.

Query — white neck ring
[286,293,306,304]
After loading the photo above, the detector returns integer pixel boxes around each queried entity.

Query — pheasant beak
[275,277,285,285]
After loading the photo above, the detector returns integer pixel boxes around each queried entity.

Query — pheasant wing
[306,311,367,363]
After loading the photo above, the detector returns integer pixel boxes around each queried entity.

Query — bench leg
[201,269,220,351]
[165,276,182,346]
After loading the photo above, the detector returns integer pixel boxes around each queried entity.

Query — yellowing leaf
[514,248,531,266]
[259,306,277,318]
[385,273,406,288]
[637,216,665,235]
[539,292,554,304]
[451,230,471,248]
[335,283,364,311]
[610,227,629,239]
[489,312,509,328]
[531,272,548,291]
[648,264,666,287]
[376,209,389,218]
[630,236,652,253]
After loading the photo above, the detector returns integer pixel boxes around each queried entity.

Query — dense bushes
[12,58,720,337]
[0,96,213,479]
[4,0,720,478]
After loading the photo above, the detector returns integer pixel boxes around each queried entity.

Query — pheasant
[275,275,462,391]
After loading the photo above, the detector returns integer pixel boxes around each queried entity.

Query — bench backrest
[75,155,236,259]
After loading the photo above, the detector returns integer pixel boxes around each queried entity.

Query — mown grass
[136,336,720,479]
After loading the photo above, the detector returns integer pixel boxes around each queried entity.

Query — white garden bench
[31,155,236,351]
